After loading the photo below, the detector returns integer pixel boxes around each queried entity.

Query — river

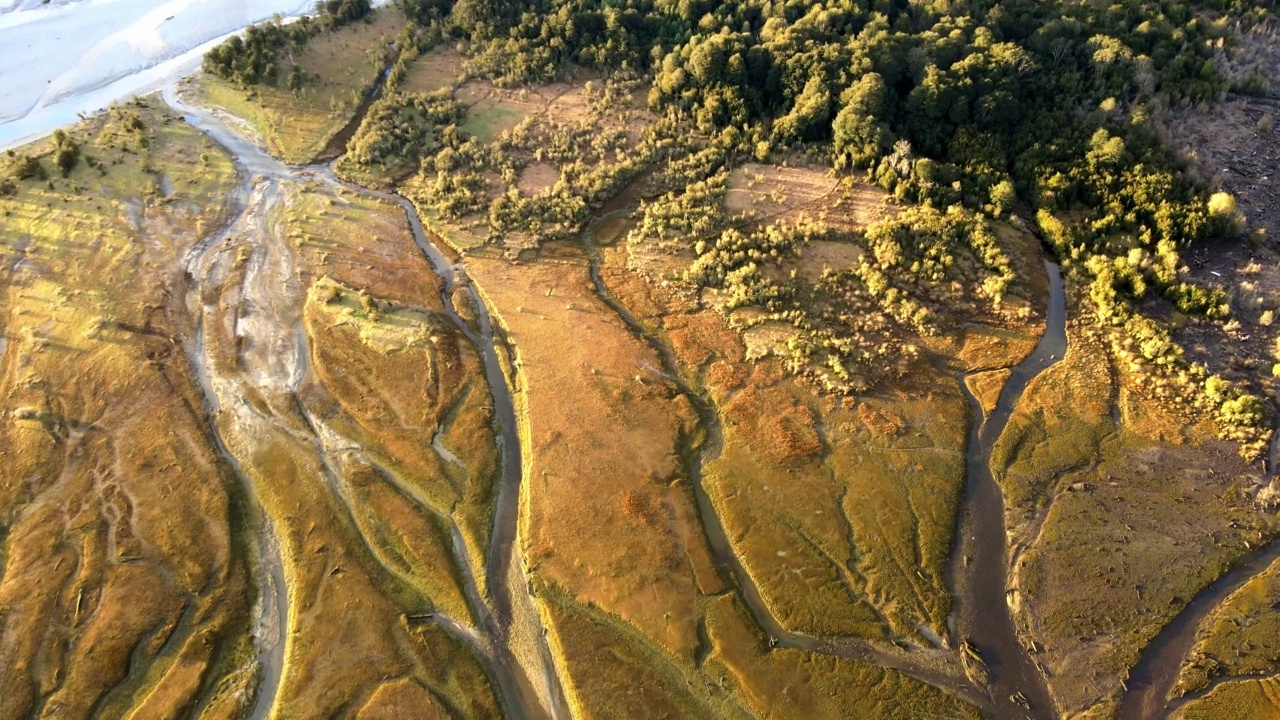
[0,0,326,150]
[162,83,566,720]
[951,261,1066,720]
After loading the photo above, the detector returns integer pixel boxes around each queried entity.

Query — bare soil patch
[516,161,559,196]
[398,46,466,95]
[1158,95,1280,404]
[726,162,890,230]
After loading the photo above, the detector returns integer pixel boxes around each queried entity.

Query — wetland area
[3,1,1280,719]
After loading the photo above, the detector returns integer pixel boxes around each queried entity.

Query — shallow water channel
[582,215,990,710]
[167,76,1085,718]
[1118,534,1280,719]
[163,85,565,720]
[952,261,1066,719]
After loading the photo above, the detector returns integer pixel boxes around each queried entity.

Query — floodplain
[5,3,1280,719]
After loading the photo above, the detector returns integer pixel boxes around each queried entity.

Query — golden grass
[992,329,1115,546]
[701,361,971,644]
[952,323,1041,371]
[705,594,981,719]
[966,368,1011,419]
[607,177,1049,653]
[463,248,713,661]
[354,677,452,719]
[992,330,1279,716]
[517,161,559,196]
[197,179,504,714]
[0,93,507,716]
[1174,556,1280,698]
[539,568,980,720]
[0,101,254,718]
[540,586,750,720]
[599,242,971,647]
[1174,676,1280,720]
[286,185,500,593]
[194,7,405,163]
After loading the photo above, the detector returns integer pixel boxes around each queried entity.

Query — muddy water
[952,261,1066,720]
[1118,537,1280,719]
[581,223,987,710]
[165,84,565,720]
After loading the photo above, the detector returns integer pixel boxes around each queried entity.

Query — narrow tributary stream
[334,174,572,720]
[952,261,1066,719]
[1117,535,1280,719]
[171,75,1069,717]
[581,218,988,710]
[164,82,1280,717]
[163,85,565,720]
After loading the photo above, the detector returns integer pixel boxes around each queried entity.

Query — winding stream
[952,261,1066,719]
[580,219,987,711]
[163,71,1232,720]
[360,180,572,720]
[164,85,292,720]
[163,84,566,720]
[1117,537,1280,719]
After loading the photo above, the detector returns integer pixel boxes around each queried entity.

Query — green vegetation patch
[460,97,531,144]
[1174,676,1280,720]
[396,46,467,95]
[339,90,464,186]
[195,5,405,164]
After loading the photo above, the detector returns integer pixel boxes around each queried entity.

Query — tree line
[202,0,374,86]
[320,0,1279,454]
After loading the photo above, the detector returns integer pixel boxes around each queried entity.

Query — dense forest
[200,0,1279,456]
